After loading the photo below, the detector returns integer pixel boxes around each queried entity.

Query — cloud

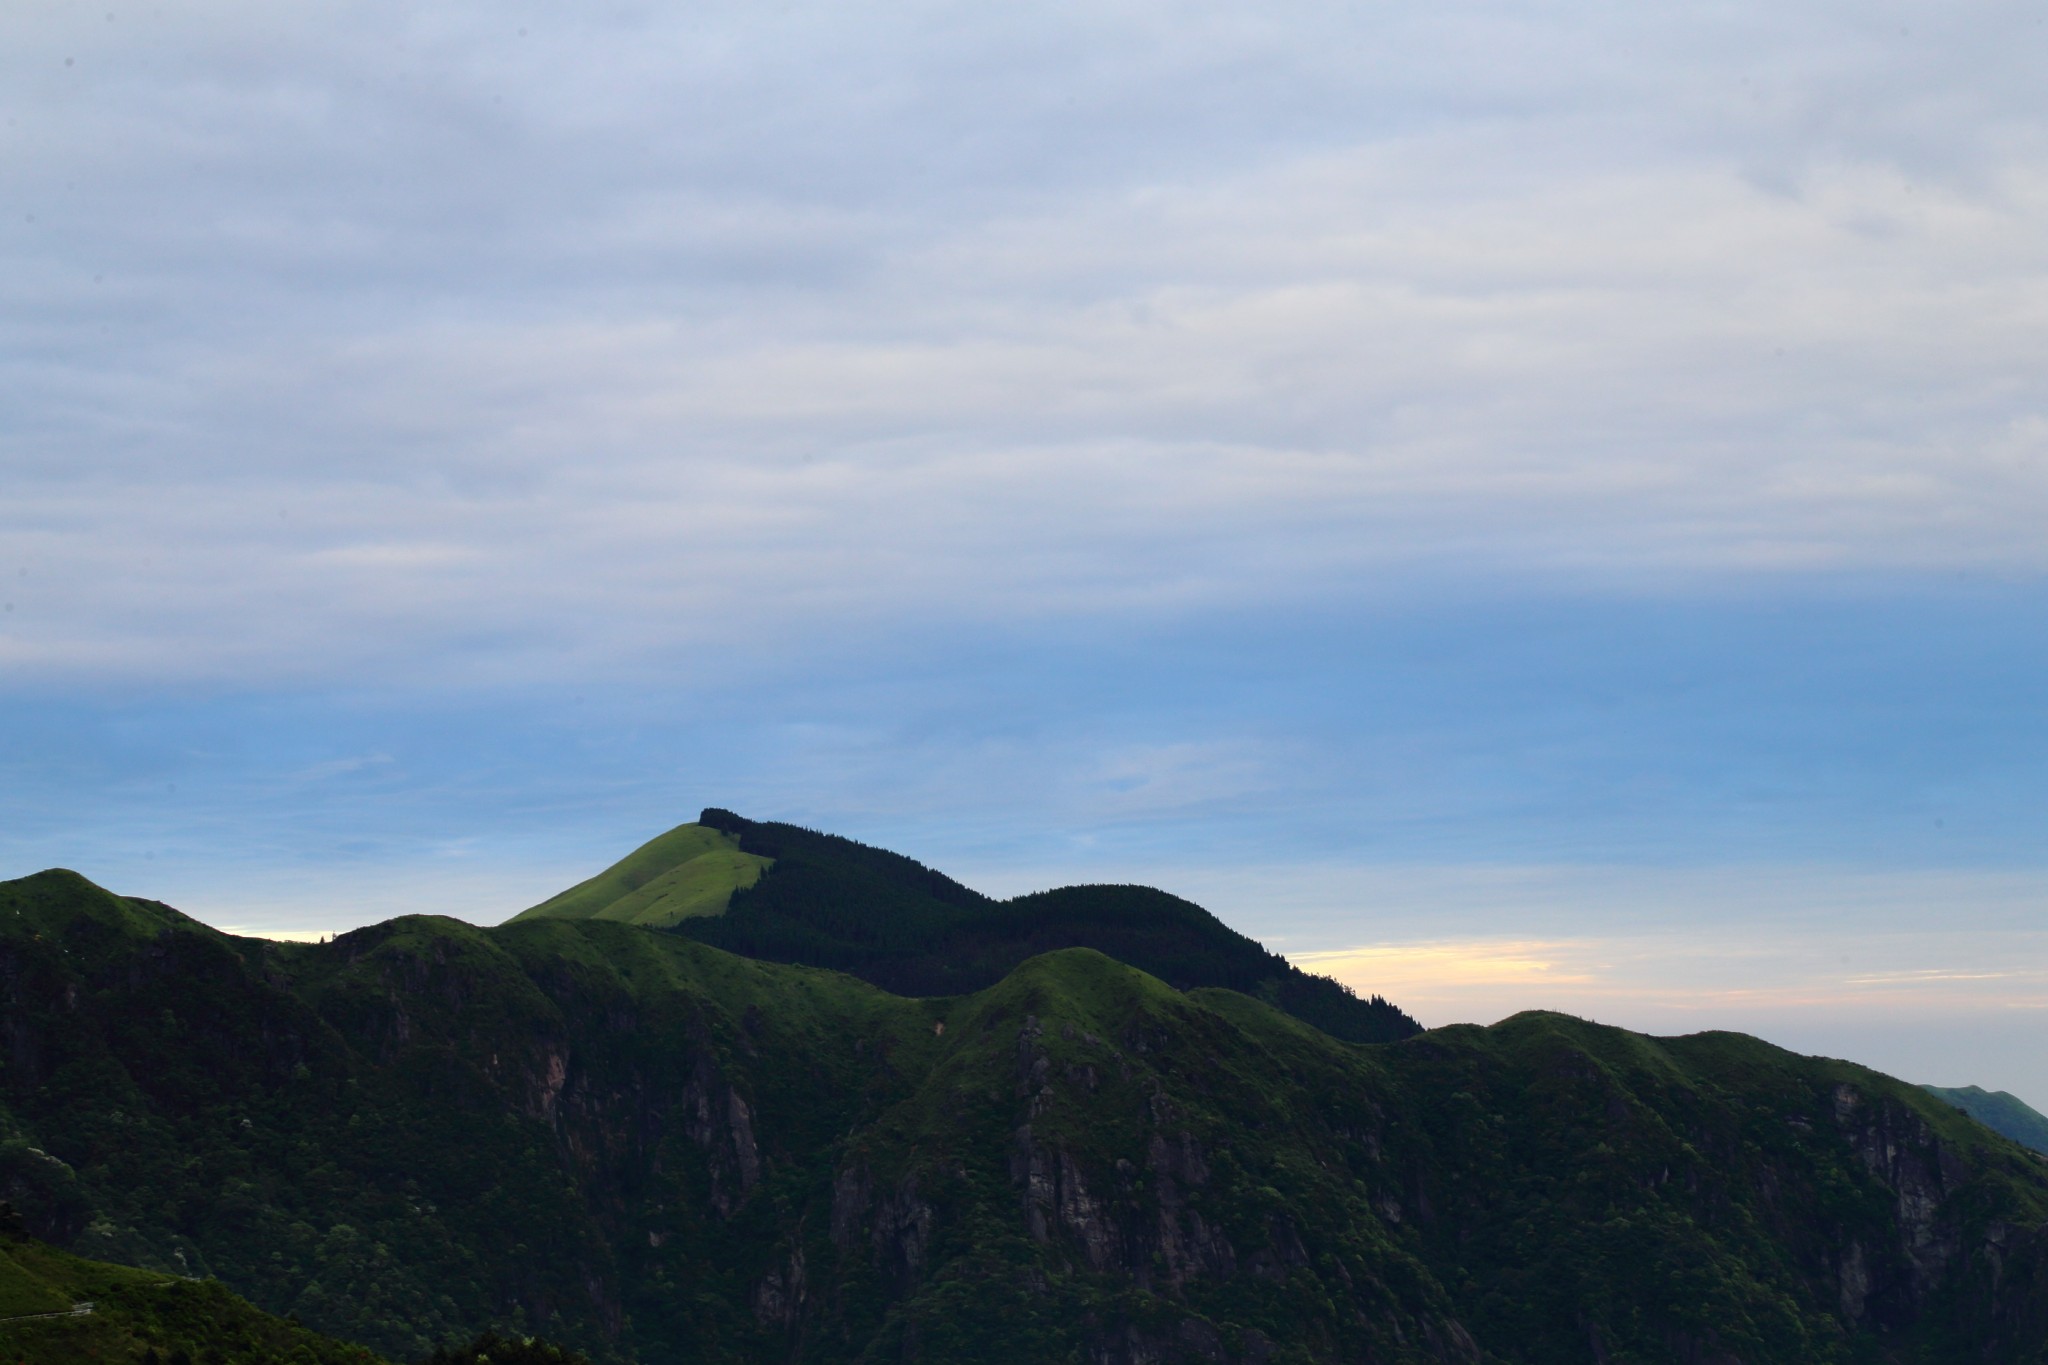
[1288,915,2048,1108]
[1298,931,2048,1019]
[4,0,2048,686]
[10,0,2048,1112]
[1293,939,1597,991]
[289,753,398,784]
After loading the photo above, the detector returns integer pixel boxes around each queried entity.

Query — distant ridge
[1924,1084,2048,1155]
[517,808,1423,1044]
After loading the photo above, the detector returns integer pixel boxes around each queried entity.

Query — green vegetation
[528,809,1420,1044]
[420,1329,592,1365]
[510,823,771,927]
[3,863,2047,1363]
[1924,1084,2048,1155]
[0,1210,385,1365]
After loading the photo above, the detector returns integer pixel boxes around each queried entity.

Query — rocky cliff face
[1,869,2046,1364]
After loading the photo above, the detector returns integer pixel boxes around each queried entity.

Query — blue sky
[4,0,2046,1103]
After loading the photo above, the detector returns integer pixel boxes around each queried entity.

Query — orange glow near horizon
[1291,932,2048,1031]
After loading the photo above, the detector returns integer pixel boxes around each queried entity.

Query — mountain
[6,865,2048,1363]
[1924,1085,2048,1156]
[0,1211,385,1365]
[516,809,1421,1045]
[514,823,772,929]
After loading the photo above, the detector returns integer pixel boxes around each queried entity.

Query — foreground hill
[1924,1086,2048,1156]
[515,809,1420,1044]
[0,1214,385,1365]
[5,866,2048,1363]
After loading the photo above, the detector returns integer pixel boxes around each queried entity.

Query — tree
[419,1330,594,1365]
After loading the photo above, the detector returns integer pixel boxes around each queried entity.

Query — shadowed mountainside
[0,1209,386,1365]
[1924,1085,2048,1156]
[518,809,1420,1045]
[4,867,2048,1363]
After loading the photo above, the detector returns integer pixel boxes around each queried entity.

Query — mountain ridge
[3,863,2048,1362]
[516,809,1421,1045]
[1923,1084,2048,1156]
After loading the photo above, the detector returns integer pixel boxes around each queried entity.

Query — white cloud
[4,0,2048,685]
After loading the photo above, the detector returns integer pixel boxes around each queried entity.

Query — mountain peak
[0,866,209,948]
[515,810,1422,1044]
[698,806,750,834]
[510,819,772,929]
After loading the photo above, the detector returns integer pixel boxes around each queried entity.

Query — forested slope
[0,1210,387,1365]
[3,867,2047,1364]
[1924,1085,2048,1156]
[523,809,1420,1044]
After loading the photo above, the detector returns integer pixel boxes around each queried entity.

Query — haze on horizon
[3,1,2045,1105]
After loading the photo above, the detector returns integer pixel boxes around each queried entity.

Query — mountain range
[2,812,2046,1364]
[514,810,1418,1045]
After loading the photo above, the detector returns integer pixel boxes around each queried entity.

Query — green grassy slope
[4,866,2048,1363]
[523,810,1421,1044]
[1925,1085,2048,1155]
[511,824,772,927]
[0,1222,386,1365]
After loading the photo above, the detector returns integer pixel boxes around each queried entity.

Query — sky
[4,1,2046,1104]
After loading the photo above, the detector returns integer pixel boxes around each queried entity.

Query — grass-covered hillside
[522,809,1420,1045]
[0,1213,386,1365]
[511,823,772,928]
[3,866,2048,1363]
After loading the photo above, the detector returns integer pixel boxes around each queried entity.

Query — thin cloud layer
[4,0,2047,683]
